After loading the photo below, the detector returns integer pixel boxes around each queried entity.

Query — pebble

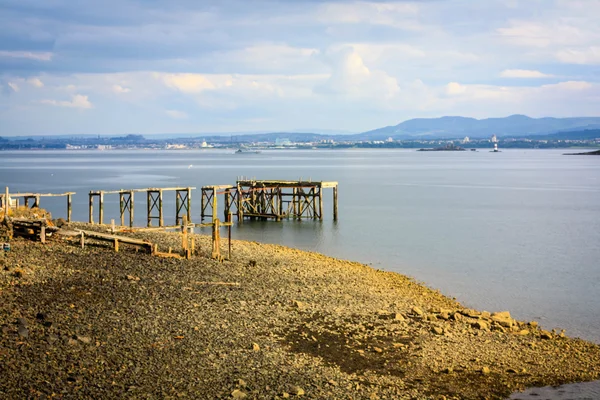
[231,389,247,399]
[17,325,29,338]
[291,386,305,396]
[252,342,260,352]
[76,335,92,344]
[432,327,444,335]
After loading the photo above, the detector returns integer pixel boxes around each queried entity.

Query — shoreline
[1,224,599,399]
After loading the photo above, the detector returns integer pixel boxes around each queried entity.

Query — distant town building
[201,140,208,148]
[386,137,394,143]
[275,138,292,146]
[462,136,470,144]
[490,134,498,143]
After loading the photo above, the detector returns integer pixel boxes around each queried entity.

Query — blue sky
[1,0,599,135]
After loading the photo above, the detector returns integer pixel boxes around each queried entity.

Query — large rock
[491,311,514,328]
[473,321,489,330]
[411,306,424,317]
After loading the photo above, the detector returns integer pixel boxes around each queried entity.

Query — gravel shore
[1,223,599,399]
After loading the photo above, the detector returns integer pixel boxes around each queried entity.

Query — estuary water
[1,148,599,398]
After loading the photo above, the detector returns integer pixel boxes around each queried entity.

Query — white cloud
[165,109,187,119]
[40,94,93,109]
[7,82,19,92]
[112,84,131,94]
[446,82,466,95]
[316,47,399,100]
[556,47,600,65]
[500,69,553,78]
[317,1,420,29]
[27,78,44,88]
[159,73,217,93]
[0,51,53,61]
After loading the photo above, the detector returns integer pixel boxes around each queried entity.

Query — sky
[1,0,599,136]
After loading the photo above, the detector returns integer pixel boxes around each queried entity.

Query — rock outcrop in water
[564,149,600,155]
[1,223,599,399]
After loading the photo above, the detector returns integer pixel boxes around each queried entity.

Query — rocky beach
[1,223,600,399]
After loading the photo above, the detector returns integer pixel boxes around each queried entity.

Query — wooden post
[182,216,188,251]
[120,193,125,226]
[3,187,8,219]
[80,232,85,249]
[318,187,323,221]
[227,213,232,259]
[111,219,115,234]
[34,195,40,208]
[129,192,134,228]
[212,218,220,259]
[24,196,29,208]
[99,192,104,225]
[278,188,283,220]
[236,184,243,222]
[191,237,195,256]
[89,194,94,224]
[292,188,297,220]
[147,191,151,227]
[201,190,206,222]
[297,188,303,220]
[212,188,217,222]
[114,238,119,252]
[67,193,72,222]
[40,224,46,244]
[159,190,164,227]
[333,185,338,221]
[186,187,192,225]
[175,190,181,226]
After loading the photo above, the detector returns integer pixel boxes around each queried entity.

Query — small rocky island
[564,149,600,155]
[418,143,466,151]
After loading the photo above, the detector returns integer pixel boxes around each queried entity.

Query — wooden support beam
[159,190,164,227]
[212,188,217,222]
[89,193,94,224]
[333,185,338,221]
[3,187,8,219]
[319,187,323,220]
[120,193,125,226]
[99,192,104,225]
[67,193,72,222]
[129,192,134,228]
[211,218,221,260]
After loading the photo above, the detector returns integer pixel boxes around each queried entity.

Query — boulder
[411,306,424,317]
[473,321,489,330]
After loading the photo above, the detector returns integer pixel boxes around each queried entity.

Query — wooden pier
[88,187,194,227]
[201,179,338,222]
[1,187,74,221]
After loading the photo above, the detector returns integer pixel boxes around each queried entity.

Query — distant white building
[490,134,498,143]
[386,137,394,143]
[201,140,208,148]
[462,136,470,144]
[275,138,292,146]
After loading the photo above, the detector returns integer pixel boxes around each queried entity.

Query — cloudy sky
[1,0,599,135]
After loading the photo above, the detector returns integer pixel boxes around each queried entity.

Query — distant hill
[359,115,600,140]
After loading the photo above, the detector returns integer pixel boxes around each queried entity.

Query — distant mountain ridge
[358,115,600,140]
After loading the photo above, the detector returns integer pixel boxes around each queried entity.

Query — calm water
[1,148,599,398]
